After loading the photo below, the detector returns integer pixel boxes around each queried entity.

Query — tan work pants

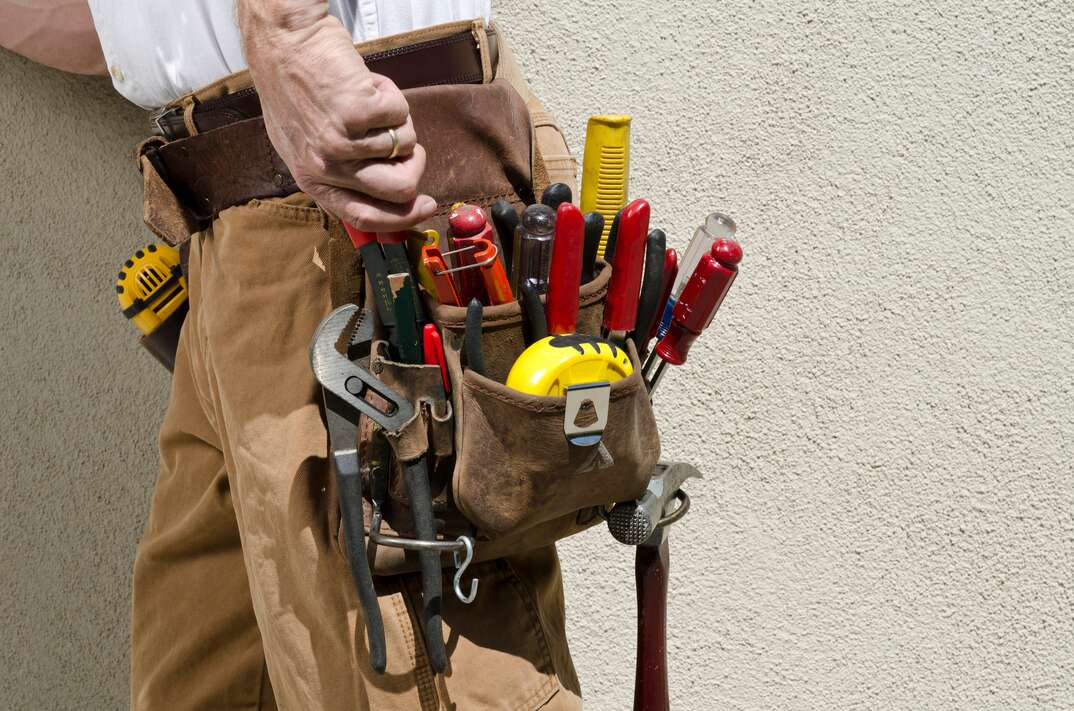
[130,21,581,711]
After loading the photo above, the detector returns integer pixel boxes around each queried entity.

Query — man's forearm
[0,0,105,75]
[237,0,332,50]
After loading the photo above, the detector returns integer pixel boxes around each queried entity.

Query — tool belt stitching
[431,191,517,214]
[365,31,481,62]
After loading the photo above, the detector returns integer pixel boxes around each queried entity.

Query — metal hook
[452,535,479,604]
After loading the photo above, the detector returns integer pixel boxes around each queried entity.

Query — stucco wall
[2,2,1072,709]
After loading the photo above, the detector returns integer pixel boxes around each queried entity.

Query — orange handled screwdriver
[546,202,585,334]
[601,198,650,339]
[472,238,514,305]
[421,245,462,306]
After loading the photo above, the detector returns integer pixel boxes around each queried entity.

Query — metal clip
[452,536,479,604]
[433,242,500,275]
[563,381,611,447]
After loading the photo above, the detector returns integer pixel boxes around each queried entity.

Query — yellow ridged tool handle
[579,114,631,259]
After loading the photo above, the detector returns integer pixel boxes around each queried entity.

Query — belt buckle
[150,105,184,139]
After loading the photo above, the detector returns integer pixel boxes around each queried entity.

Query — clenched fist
[239,2,437,231]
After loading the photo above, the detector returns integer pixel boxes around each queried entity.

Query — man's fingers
[321,144,428,204]
[348,115,417,160]
[341,73,410,135]
[314,185,438,232]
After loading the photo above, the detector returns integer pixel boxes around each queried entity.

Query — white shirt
[87,1,492,109]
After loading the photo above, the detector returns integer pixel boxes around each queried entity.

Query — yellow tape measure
[506,334,633,396]
[116,243,188,336]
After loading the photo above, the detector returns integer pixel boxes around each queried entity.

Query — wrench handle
[403,456,448,672]
[634,537,670,711]
[325,393,387,672]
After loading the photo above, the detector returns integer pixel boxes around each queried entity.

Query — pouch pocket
[362,343,462,539]
[428,262,661,539]
[453,341,659,537]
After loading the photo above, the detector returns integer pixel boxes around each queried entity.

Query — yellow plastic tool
[579,114,631,259]
[407,229,441,299]
[505,334,633,396]
[116,243,188,335]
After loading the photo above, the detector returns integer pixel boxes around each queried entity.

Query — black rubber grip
[490,200,520,275]
[327,393,387,672]
[632,229,667,355]
[540,182,573,212]
[520,283,548,346]
[604,208,624,264]
[581,212,604,284]
[403,457,448,673]
[464,299,486,376]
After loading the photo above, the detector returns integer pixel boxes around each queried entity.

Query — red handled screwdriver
[546,202,585,334]
[449,204,492,303]
[601,198,650,343]
[642,238,741,394]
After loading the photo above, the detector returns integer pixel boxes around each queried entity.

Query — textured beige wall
[2,1,1073,709]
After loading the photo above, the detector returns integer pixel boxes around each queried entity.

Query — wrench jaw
[310,305,415,434]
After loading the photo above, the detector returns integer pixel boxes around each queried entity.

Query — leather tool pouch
[331,80,661,575]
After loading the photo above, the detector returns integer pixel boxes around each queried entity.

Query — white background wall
[2,1,1072,708]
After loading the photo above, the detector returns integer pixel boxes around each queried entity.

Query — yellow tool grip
[505,334,633,397]
[116,243,188,336]
[579,114,631,259]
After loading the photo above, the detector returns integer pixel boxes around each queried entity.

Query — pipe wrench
[310,304,448,673]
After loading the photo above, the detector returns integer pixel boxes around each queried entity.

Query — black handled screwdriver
[581,211,604,284]
[490,200,520,275]
[603,207,624,265]
[632,228,667,356]
[541,182,573,212]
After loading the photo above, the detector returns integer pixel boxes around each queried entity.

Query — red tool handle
[448,203,488,238]
[344,224,378,249]
[422,324,451,394]
[602,198,650,332]
[634,538,670,711]
[654,238,740,366]
[449,205,493,304]
[545,202,584,334]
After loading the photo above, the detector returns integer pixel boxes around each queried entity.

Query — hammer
[608,461,700,711]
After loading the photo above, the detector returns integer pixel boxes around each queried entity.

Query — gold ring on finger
[387,127,401,160]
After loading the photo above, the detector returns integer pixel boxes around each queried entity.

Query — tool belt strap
[140,26,499,224]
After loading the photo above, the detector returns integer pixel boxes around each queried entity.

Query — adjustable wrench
[310,304,448,673]
[311,305,411,673]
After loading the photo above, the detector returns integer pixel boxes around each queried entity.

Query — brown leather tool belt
[141,27,499,223]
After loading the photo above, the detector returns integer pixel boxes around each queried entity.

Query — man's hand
[239,2,437,231]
